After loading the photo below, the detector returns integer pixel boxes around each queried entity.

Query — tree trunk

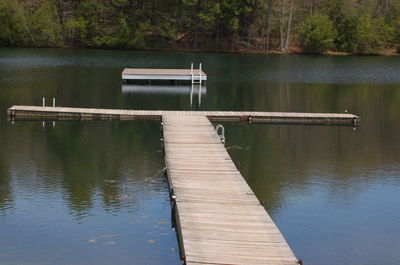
[193,0,202,49]
[216,26,219,50]
[279,0,286,51]
[54,4,64,44]
[266,16,271,52]
[173,0,179,48]
[21,12,35,44]
[262,27,265,52]
[283,0,294,52]
[247,26,251,50]
[231,32,238,51]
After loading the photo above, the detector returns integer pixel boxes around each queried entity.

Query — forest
[0,0,399,54]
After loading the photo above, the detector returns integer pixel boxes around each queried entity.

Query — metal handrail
[190,63,202,85]
[215,124,225,145]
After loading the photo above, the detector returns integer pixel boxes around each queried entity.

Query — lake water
[0,48,399,265]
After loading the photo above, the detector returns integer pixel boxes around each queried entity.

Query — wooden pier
[7,105,360,126]
[7,104,361,264]
[163,115,299,265]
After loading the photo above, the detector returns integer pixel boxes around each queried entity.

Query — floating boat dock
[7,106,360,126]
[122,63,207,84]
[163,115,299,264]
[7,104,360,264]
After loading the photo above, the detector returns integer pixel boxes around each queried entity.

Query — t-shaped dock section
[7,105,360,265]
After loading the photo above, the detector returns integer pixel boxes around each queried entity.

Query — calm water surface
[0,48,399,265]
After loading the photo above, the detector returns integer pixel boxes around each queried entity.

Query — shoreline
[1,45,398,56]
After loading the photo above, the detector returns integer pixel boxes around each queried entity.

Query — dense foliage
[299,13,336,54]
[0,0,399,54]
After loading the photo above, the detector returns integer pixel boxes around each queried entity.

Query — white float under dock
[122,84,207,95]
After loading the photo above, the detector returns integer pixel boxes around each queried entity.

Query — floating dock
[7,106,360,126]
[122,64,207,84]
[163,115,299,264]
[7,104,361,264]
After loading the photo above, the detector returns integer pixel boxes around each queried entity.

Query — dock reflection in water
[122,84,206,107]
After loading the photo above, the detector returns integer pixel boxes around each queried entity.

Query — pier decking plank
[163,115,299,265]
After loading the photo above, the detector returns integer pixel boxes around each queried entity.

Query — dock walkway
[163,115,299,265]
[7,105,360,126]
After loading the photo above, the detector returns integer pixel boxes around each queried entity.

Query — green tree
[335,13,358,52]
[299,13,336,54]
[395,19,400,53]
[64,17,88,47]
[0,0,33,46]
[0,0,399,53]
[30,0,63,46]
[354,14,394,54]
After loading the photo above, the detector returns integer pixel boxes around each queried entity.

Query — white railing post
[42,97,45,107]
[199,63,202,84]
[53,98,55,107]
[191,63,194,84]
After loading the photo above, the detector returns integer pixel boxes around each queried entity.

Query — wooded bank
[0,0,399,54]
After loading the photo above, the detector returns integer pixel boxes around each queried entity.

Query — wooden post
[235,161,241,171]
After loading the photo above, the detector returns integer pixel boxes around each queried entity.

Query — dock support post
[235,161,241,171]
